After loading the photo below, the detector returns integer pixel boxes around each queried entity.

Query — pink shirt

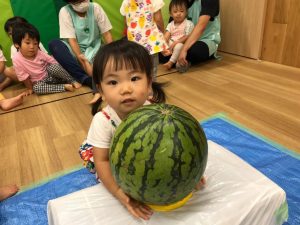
[13,50,57,82]
[166,19,194,42]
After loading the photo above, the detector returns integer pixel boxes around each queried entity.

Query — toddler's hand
[177,50,188,66]
[162,49,171,56]
[115,188,153,220]
[195,176,206,191]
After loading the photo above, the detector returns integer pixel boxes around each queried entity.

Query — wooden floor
[1,52,299,189]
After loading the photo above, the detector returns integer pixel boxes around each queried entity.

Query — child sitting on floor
[163,0,194,70]
[12,22,81,96]
[0,47,25,111]
[1,16,49,91]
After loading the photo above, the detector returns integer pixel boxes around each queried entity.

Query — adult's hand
[177,50,188,66]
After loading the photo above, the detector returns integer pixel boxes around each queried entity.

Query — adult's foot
[72,81,82,89]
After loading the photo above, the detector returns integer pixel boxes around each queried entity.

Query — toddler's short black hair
[12,22,40,47]
[4,16,28,33]
[169,0,189,12]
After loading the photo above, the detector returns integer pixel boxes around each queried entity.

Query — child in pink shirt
[163,0,194,70]
[12,22,81,95]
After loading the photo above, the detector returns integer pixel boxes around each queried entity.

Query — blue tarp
[202,117,300,225]
[0,117,299,225]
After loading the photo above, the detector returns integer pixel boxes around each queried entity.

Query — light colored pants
[169,42,184,63]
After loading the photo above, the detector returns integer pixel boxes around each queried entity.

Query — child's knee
[48,39,62,53]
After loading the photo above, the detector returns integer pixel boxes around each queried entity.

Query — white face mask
[71,0,90,13]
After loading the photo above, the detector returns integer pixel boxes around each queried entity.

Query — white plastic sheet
[47,140,287,225]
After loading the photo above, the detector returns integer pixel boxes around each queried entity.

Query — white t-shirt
[87,104,122,149]
[11,42,48,59]
[87,101,150,149]
[59,3,112,39]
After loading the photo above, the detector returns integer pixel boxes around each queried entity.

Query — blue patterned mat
[0,117,299,225]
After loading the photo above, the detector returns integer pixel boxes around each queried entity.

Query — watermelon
[110,104,208,205]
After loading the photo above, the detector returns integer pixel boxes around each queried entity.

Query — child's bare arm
[93,148,120,194]
[23,78,33,95]
[102,31,113,44]
[153,10,165,33]
[93,147,153,220]
[78,54,93,77]
[164,31,171,43]
[0,61,5,74]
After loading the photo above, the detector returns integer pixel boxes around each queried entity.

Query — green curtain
[52,0,67,16]
[10,0,60,52]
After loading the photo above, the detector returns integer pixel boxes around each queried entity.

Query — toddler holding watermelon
[79,39,166,220]
[79,39,206,220]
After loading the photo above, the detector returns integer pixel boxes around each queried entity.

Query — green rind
[110,104,208,205]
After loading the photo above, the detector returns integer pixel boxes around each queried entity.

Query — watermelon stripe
[139,118,165,202]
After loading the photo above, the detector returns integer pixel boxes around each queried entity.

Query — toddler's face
[17,34,39,60]
[100,59,151,120]
[171,5,187,24]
